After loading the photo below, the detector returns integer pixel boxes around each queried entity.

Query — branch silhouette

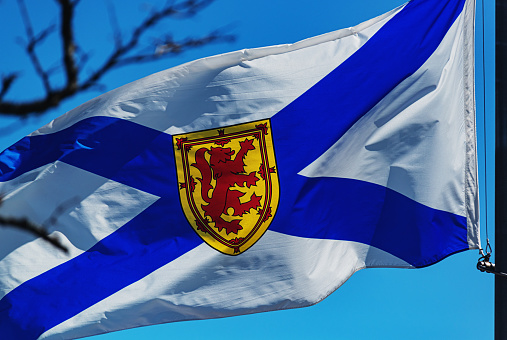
[0,215,69,253]
[0,195,69,253]
[0,0,234,117]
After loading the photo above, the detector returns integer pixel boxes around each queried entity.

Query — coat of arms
[173,119,279,255]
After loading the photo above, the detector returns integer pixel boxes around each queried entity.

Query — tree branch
[56,0,79,93]
[0,0,234,117]
[0,215,69,253]
[0,194,76,253]
[116,31,235,66]
[17,0,54,94]
[106,1,123,49]
[0,74,18,100]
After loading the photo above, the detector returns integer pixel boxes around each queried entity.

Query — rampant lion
[192,138,261,234]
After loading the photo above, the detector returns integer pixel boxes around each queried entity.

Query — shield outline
[173,119,279,255]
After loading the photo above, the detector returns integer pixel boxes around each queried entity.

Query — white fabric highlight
[462,0,479,248]
[40,231,411,339]
[299,8,469,218]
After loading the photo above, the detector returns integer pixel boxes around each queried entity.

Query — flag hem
[463,0,480,249]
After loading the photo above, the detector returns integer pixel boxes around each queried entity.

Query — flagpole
[496,0,507,337]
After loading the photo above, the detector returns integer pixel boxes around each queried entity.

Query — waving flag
[0,0,478,338]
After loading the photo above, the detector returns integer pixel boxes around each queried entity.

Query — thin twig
[0,74,18,100]
[17,0,53,93]
[56,0,79,92]
[0,216,68,253]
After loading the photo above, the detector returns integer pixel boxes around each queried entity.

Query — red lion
[192,138,261,234]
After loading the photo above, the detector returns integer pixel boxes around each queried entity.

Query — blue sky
[0,0,495,339]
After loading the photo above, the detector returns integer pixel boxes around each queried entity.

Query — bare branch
[0,89,74,116]
[0,0,234,117]
[0,215,69,253]
[17,0,53,93]
[0,74,18,100]
[106,1,123,49]
[32,25,57,49]
[17,0,35,43]
[0,195,70,253]
[116,31,235,66]
[55,0,79,92]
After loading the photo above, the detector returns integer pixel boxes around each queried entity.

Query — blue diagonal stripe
[270,176,468,267]
[0,116,175,198]
[0,198,201,339]
[271,0,465,174]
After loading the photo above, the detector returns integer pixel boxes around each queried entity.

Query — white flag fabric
[0,0,478,338]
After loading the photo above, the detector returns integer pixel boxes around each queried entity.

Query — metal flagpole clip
[477,252,495,273]
[477,239,507,277]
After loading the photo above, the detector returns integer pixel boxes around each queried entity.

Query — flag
[0,0,478,338]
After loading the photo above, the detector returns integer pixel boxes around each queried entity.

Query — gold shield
[173,119,279,255]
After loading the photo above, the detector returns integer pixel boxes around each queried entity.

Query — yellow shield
[173,119,279,255]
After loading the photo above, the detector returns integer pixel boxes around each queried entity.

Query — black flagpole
[496,0,507,337]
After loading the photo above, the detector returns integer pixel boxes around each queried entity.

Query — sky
[0,0,496,339]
